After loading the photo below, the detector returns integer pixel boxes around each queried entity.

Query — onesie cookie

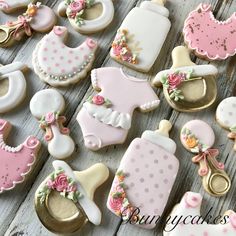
[110,0,171,72]
[58,0,114,34]
[216,97,236,151]
[0,0,36,13]
[0,119,40,193]
[164,192,236,236]
[107,120,179,229]
[32,26,98,87]
[153,46,218,112]
[0,62,27,113]
[180,120,231,197]
[77,67,160,151]
[183,3,236,60]
[30,89,75,159]
[35,160,109,234]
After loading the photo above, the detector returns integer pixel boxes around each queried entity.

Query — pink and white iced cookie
[164,192,236,236]
[0,0,35,13]
[0,119,41,193]
[32,26,98,87]
[183,3,236,60]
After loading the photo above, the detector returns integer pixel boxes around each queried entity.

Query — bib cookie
[0,0,36,13]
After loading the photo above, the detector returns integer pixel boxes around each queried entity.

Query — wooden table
[0,0,236,235]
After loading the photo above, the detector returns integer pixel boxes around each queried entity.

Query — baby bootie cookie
[153,46,218,112]
[30,89,75,160]
[0,2,57,47]
[0,0,36,13]
[180,120,231,197]
[77,67,160,151]
[0,119,41,193]
[35,160,109,234]
[32,26,98,87]
[107,120,179,229]
[57,0,114,34]
[164,192,236,236]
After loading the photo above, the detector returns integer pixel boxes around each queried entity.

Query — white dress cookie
[0,0,35,13]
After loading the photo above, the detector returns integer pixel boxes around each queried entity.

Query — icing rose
[186,137,198,148]
[112,45,123,56]
[109,196,123,213]
[167,73,184,90]
[86,38,97,49]
[53,173,69,192]
[45,112,56,124]
[69,0,85,13]
[92,95,105,105]
[47,179,55,189]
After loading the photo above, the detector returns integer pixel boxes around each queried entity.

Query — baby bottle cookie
[30,89,75,160]
[0,0,36,13]
[107,120,179,229]
[0,2,57,48]
[153,46,218,112]
[164,192,236,236]
[110,0,171,72]
[180,120,231,197]
[58,0,114,34]
[35,160,109,234]
[77,67,160,151]
[32,26,98,87]
[0,119,41,193]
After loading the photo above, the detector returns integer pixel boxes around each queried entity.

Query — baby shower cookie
[183,3,236,60]
[30,89,75,159]
[77,67,160,151]
[32,26,98,87]
[0,0,36,13]
[0,119,40,193]
[0,62,27,113]
[180,120,231,197]
[153,46,218,112]
[164,192,236,236]
[35,160,109,234]
[110,0,171,72]
[58,0,114,34]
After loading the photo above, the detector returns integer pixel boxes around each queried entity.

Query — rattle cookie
[216,97,236,151]
[35,160,109,234]
[110,0,171,72]
[183,3,236,60]
[77,67,160,151]
[0,119,40,193]
[32,26,98,87]
[58,0,114,34]
[0,0,36,13]
[107,120,179,229]
[153,46,218,112]
[0,62,27,113]
[164,192,236,236]
[180,120,231,197]
[0,2,57,48]
[30,89,75,160]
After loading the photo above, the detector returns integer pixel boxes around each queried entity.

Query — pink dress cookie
[183,3,236,60]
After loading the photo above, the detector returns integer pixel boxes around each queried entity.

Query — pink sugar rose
[45,112,56,124]
[109,196,123,213]
[167,73,184,90]
[122,52,133,63]
[92,95,105,105]
[112,45,123,56]
[69,0,85,13]
[53,173,69,192]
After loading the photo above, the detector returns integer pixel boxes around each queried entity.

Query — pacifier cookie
[0,2,57,47]
[30,89,75,159]
[183,3,236,60]
[180,120,231,197]
[0,119,41,193]
[35,160,109,234]
[107,120,179,229]
[77,67,160,151]
[0,0,36,13]
[57,0,114,34]
[32,26,98,87]
[153,46,218,112]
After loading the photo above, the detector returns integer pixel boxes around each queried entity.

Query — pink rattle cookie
[0,0,36,13]
[0,119,41,193]
[183,3,236,60]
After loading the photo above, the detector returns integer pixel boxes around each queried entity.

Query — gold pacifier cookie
[153,46,218,112]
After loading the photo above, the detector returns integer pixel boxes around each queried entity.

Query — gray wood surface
[0,0,236,235]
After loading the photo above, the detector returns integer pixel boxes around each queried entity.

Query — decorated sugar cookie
[183,3,236,60]
[153,46,218,112]
[110,0,171,72]
[216,97,236,151]
[164,192,236,236]
[107,120,179,229]
[0,2,57,48]
[58,0,114,34]
[0,0,36,13]
[32,26,98,87]
[30,89,75,159]
[0,62,27,113]
[77,67,160,151]
[0,119,40,193]
[35,160,109,234]
[180,120,231,197]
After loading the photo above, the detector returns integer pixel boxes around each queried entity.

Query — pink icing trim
[86,38,97,49]
[184,192,202,208]
[53,26,67,36]
[230,213,236,229]
[0,119,7,132]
